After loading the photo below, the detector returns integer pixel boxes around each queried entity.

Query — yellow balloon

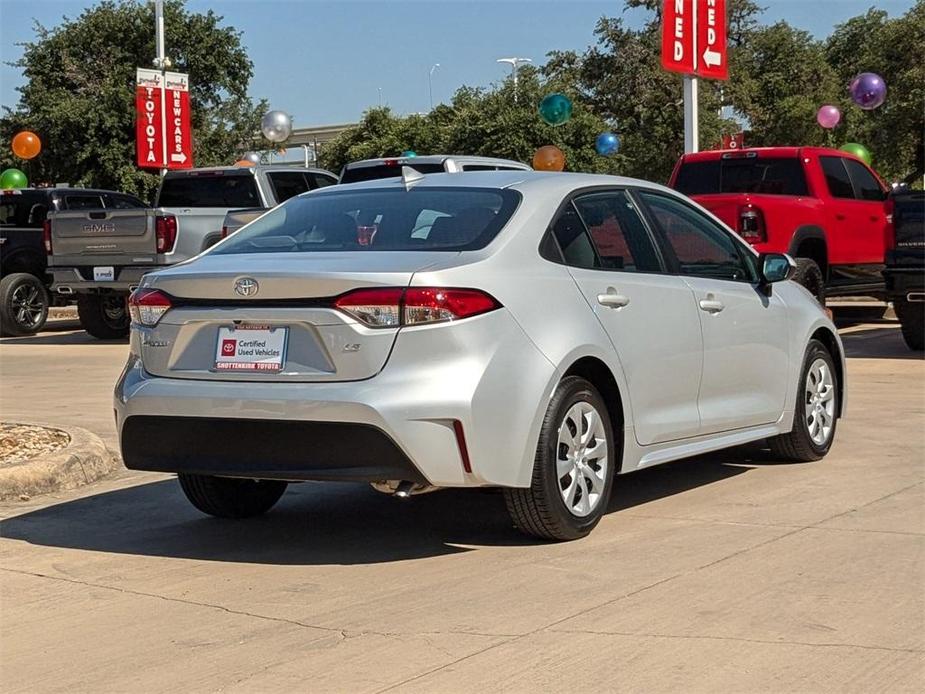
[12,131,41,160]
[532,145,565,172]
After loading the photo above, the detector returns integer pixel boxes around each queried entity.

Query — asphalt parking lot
[1,316,923,692]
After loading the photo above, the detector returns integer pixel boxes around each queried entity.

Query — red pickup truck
[669,146,892,302]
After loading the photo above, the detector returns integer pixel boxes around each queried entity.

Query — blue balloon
[595,132,620,156]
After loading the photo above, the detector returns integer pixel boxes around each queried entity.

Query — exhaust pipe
[57,286,75,295]
[393,481,415,500]
[370,480,440,499]
[906,292,924,303]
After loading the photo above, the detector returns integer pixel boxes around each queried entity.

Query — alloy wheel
[556,401,609,517]
[11,283,44,329]
[804,358,836,446]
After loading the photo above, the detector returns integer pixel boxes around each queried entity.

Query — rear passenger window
[65,195,105,210]
[820,157,855,199]
[573,192,661,272]
[106,194,146,209]
[267,172,310,203]
[844,160,886,201]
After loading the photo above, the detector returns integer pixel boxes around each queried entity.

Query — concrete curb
[0,423,121,501]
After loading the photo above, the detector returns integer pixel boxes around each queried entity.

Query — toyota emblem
[234,277,259,297]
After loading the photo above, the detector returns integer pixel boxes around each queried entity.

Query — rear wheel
[504,376,616,541]
[894,298,924,351]
[178,474,288,519]
[768,339,838,462]
[0,273,49,337]
[77,294,129,339]
[791,258,826,305]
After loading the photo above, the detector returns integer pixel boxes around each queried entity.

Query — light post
[428,63,440,110]
[152,0,173,176]
[378,87,383,108]
[496,57,532,102]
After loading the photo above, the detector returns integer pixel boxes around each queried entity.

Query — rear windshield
[1,193,48,228]
[158,173,260,207]
[674,157,809,196]
[340,163,446,184]
[212,187,521,254]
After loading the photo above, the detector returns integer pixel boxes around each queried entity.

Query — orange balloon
[234,159,256,167]
[12,131,41,160]
[532,145,565,172]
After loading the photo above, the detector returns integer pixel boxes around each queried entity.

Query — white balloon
[243,151,261,164]
[261,110,292,143]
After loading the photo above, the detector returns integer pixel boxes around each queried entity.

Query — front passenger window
[639,192,755,282]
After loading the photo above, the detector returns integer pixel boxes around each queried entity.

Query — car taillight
[334,287,501,327]
[155,214,177,253]
[128,288,172,326]
[738,204,766,243]
[43,219,52,254]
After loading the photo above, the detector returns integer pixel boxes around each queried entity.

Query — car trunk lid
[139,251,452,382]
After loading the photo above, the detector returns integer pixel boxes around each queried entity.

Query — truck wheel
[895,299,924,351]
[77,294,130,340]
[178,474,288,518]
[0,273,49,337]
[791,258,825,305]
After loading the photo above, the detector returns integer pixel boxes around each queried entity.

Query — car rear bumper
[50,266,160,293]
[122,415,427,483]
[115,309,557,488]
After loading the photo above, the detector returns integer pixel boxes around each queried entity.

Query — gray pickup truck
[48,165,337,338]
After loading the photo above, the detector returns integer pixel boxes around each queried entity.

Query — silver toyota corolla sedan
[116,169,845,541]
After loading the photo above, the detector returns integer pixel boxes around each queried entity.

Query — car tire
[504,376,616,541]
[894,299,924,351]
[791,258,826,305]
[0,272,49,337]
[178,474,288,519]
[768,339,838,462]
[77,294,130,339]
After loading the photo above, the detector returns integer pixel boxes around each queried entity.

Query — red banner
[135,68,165,169]
[661,0,695,75]
[164,71,193,169]
[697,0,729,80]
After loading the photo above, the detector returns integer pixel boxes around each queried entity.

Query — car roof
[343,154,530,169]
[679,146,863,163]
[163,166,336,177]
[0,187,140,197]
[326,169,677,197]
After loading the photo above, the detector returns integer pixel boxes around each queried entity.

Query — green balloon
[0,168,28,189]
[539,93,573,126]
[840,142,872,166]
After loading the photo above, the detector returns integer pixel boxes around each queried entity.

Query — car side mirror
[759,253,795,294]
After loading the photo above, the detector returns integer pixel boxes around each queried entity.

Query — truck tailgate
[49,209,157,265]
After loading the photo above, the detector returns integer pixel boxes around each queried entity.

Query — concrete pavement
[0,320,922,692]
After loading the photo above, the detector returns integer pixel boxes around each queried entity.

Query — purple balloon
[816,104,841,129]
[849,72,886,110]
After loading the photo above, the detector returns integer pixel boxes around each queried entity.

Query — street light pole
[497,57,532,103]
[378,87,382,108]
[429,63,440,110]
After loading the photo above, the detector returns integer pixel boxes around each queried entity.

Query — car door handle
[699,299,725,313]
[597,293,630,309]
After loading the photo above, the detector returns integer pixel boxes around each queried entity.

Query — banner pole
[155,0,167,177]
[683,75,699,153]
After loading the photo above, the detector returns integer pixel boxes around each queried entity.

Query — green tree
[319,67,622,176]
[825,2,925,183]
[0,0,266,200]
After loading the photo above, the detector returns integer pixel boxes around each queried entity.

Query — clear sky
[0,0,916,127]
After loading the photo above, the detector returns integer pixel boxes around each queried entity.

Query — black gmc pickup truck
[884,188,924,351]
[0,188,146,336]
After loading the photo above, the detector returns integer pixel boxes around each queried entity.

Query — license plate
[93,266,115,282]
[214,325,288,372]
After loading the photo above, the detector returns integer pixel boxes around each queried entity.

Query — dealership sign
[135,68,193,169]
[660,0,729,80]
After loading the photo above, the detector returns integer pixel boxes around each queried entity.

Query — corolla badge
[234,277,259,297]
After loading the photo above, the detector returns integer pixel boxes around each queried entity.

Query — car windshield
[158,173,261,207]
[211,186,520,254]
[674,156,809,196]
[340,163,447,184]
